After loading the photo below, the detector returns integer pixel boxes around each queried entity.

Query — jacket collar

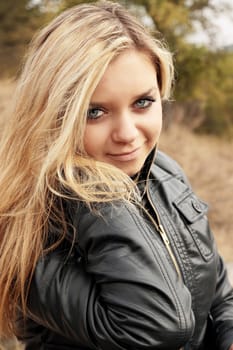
[137,145,157,183]
[132,146,157,198]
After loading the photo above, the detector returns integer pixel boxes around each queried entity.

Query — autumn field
[0,79,233,349]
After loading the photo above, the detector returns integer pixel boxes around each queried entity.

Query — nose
[112,112,138,143]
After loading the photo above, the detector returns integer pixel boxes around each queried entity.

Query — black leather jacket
[18,151,233,350]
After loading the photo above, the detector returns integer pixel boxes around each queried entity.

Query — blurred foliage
[197,50,233,136]
[0,0,55,76]
[0,0,232,136]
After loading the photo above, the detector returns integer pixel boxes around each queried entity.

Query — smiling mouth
[107,148,140,162]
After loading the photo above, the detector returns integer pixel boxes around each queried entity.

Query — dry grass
[0,80,233,349]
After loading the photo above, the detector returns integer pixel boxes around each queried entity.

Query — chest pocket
[173,190,214,261]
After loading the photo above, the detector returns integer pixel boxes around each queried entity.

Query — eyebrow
[89,86,158,107]
[133,87,158,100]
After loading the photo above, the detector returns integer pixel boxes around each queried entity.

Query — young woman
[0,1,233,349]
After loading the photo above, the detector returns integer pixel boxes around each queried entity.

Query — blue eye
[87,108,104,120]
[135,98,155,109]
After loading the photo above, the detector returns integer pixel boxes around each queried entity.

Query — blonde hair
[0,0,173,336]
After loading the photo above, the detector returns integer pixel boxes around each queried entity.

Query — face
[84,49,162,176]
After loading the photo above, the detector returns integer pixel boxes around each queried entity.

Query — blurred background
[0,0,232,348]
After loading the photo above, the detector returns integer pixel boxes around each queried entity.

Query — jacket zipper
[158,223,181,279]
[144,186,182,279]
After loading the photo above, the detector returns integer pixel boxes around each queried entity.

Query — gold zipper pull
[159,224,181,279]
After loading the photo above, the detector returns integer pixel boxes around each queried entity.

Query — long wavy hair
[0,0,173,336]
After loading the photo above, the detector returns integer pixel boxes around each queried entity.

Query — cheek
[83,125,106,156]
[147,106,162,141]
[83,127,96,156]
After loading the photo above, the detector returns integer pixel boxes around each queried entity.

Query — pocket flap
[173,190,208,224]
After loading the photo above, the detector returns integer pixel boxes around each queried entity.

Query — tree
[121,0,233,136]
[0,0,50,76]
[198,49,233,136]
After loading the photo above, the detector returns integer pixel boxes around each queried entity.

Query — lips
[107,147,140,162]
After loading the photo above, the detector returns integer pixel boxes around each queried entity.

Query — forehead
[91,49,158,102]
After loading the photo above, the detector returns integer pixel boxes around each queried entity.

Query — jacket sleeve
[210,254,233,350]
[27,201,194,350]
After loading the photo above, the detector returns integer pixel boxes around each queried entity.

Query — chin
[123,166,142,177]
[124,160,147,176]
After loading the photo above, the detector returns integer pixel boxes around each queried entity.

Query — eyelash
[87,108,104,120]
[134,97,156,109]
[87,97,156,120]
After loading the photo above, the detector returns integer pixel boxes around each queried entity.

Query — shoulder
[153,150,190,186]
[154,150,185,177]
[63,197,142,243]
